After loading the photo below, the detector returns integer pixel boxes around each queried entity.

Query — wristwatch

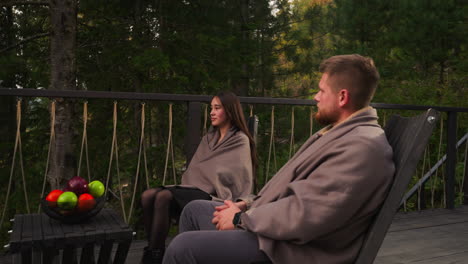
[232,211,243,226]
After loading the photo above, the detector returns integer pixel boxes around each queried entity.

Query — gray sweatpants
[162,200,271,264]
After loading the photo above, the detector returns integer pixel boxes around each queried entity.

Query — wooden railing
[0,88,467,210]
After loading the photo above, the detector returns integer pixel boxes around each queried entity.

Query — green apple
[57,191,78,210]
[88,180,105,198]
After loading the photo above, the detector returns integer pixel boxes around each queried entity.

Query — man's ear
[338,89,349,107]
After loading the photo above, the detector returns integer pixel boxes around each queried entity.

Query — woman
[140,91,257,264]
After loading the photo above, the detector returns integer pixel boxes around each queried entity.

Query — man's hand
[212,200,241,230]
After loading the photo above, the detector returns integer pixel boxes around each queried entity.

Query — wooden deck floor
[375,205,468,264]
[1,206,467,263]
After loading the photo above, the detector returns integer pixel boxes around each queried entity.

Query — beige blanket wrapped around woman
[180,127,253,201]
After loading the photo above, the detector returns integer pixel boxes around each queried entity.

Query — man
[162,54,395,264]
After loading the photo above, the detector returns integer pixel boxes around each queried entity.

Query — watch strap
[232,211,242,226]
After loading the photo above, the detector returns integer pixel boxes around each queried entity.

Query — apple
[67,176,89,195]
[45,189,63,207]
[88,180,105,198]
[57,191,78,210]
[77,193,96,212]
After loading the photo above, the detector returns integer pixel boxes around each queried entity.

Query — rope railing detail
[163,104,176,186]
[38,100,56,213]
[77,101,91,182]
[128,103,150,223]
[1,100,29,227]
[265,106,277,184]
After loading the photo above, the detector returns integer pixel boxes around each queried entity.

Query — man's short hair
[319,54,380,110]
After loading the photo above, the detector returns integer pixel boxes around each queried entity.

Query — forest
[0,0,467,243]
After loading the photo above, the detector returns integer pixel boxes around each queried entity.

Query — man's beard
[314,108,339,126]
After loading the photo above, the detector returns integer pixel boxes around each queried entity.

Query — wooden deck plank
[391,206,468,222]
[389,212,468,231]
[393,206,468,220]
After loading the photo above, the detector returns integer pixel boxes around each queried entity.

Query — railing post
[464,141,468,205]
[445,111,457,209]
[419,181,426,210]
[185,102,201,166]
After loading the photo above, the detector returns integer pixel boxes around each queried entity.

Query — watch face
[233,212,242,226]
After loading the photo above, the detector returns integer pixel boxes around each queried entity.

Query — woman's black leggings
[141,188,174,249]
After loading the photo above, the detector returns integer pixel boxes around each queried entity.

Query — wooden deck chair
[354,108,440,264]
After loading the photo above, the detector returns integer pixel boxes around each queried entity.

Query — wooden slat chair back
[355,108,440,264]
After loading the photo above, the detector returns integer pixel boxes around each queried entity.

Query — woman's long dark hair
[214,91,258,189]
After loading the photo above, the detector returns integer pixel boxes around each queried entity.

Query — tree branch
[1,1,49,7]
[0,32,50,53]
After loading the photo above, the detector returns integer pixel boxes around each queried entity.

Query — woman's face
[210,96,230,128]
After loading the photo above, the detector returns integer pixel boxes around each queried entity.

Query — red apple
[45,189,64,207]
[77,193,96,212]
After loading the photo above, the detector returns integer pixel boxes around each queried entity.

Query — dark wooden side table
[8,208,133,264]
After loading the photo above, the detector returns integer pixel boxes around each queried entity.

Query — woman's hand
[215,200,247,212]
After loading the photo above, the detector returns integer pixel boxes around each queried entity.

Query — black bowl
[41,196,105,224]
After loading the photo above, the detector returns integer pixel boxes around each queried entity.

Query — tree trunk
[47,0,77,188]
